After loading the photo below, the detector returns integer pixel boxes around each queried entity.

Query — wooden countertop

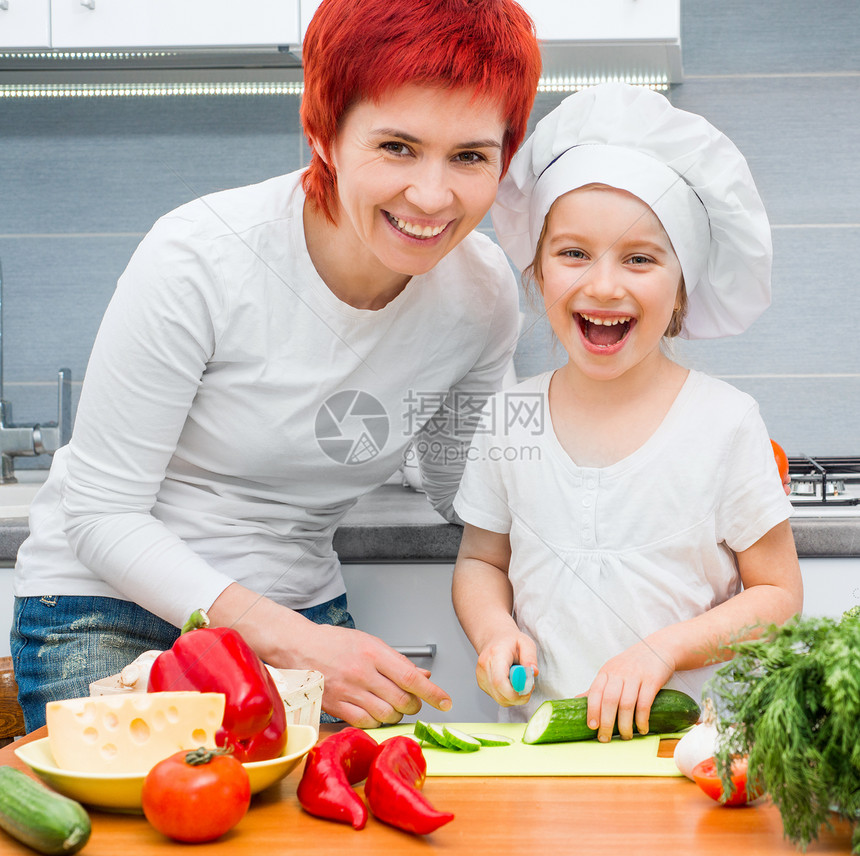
[0,726,852,855]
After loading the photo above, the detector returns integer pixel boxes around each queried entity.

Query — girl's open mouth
[576,313,634,350]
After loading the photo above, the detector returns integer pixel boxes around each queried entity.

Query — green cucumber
[0,766,91,855]
[470,733,515,747]
[441,727,481,752]
[522,688,700,745]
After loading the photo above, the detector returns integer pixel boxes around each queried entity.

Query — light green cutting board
[370,722,684,777]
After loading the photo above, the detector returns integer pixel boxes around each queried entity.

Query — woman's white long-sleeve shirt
[14,172,519,628]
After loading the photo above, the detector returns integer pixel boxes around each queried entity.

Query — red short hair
[301,0,542,223]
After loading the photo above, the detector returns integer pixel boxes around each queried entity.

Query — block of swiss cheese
[46,691,226,774]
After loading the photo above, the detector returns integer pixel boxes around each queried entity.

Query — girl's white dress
[453,369,793,718]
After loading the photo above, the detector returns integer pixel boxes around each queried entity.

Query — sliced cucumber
[413,720,446,747]
[470,733,515,747]
[441,727,482,752]
[425,722,454,749]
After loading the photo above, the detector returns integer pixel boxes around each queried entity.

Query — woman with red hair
[12,0,541,730]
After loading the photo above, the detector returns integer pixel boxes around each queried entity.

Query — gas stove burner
[787,455,860,509]
[791,478,847,498]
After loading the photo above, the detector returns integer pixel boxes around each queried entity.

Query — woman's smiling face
[323,84,507,283]
[538,185,684,384]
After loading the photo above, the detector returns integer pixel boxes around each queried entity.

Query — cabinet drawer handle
[81,0,95,8]
[0,2,9,11]
[394,644,437,659]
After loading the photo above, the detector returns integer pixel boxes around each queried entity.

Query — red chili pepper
[296,727,381,830]
[364,736,454,835]
[147,609,287,763]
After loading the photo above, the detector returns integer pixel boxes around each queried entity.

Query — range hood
[0,0,682,96]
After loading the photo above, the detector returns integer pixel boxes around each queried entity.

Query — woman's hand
[585,641,676,742]
[475,631,538,707]
[205,583,451,729]
[299,623,452,727]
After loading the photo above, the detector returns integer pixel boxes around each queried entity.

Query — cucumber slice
[413,720,446,748]
[470,732,515,747]
[442,726,482,752]
[422,721,453,748]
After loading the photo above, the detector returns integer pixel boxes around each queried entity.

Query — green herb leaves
[707,609,860,853]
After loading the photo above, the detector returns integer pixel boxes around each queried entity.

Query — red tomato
[692,756,762,807]
[771,439,789,483]
[141,748,251,842]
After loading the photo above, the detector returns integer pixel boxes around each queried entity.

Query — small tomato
[141,747,251,842]
[771,439,790,492]
[692,756,762,807]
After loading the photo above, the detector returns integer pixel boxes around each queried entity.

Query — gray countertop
[1,483,858,564]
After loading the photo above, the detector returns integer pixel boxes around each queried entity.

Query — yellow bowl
[14,724,317,814]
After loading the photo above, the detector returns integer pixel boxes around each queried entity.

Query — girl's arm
[587,518,803,741]
[452,523,539,706]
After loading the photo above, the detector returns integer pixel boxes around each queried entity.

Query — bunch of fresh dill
[707,606,860,854]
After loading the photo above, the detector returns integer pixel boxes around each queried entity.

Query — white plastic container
[89,652,324,734]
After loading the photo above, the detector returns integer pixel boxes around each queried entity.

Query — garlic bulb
[118,650,163,691]
[673,697,720,780]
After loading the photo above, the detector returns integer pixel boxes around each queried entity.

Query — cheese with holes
[46,691,226,774]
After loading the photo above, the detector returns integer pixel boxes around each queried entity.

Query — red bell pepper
[364,736,454,835]
[147,609,287,763]
[296,727,380,830]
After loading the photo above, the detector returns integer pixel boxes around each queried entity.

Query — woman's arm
[60,217,453,728]
[61,219,234,627]
[586,519,803,741]
[452,523,538,706]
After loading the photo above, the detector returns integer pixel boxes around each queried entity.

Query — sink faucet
[0,260,72,484]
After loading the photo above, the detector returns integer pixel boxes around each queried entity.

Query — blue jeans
[11,593,354,733]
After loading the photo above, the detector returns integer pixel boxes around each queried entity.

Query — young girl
[451,83,803,741]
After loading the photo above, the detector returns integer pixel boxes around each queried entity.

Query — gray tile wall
[0,0,857,465]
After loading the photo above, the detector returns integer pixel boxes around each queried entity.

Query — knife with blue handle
[509,664,535,695]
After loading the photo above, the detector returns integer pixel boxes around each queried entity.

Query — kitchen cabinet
[49,0,300,49]
[0,0,51,48]
[515,0,682,82]
[799,557,860,618]
[341,562,498,723]
[299,0,322,40]
[0,569,11,658]
[516,0,679,43]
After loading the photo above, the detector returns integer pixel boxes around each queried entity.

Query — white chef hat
[492,83,773,339]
